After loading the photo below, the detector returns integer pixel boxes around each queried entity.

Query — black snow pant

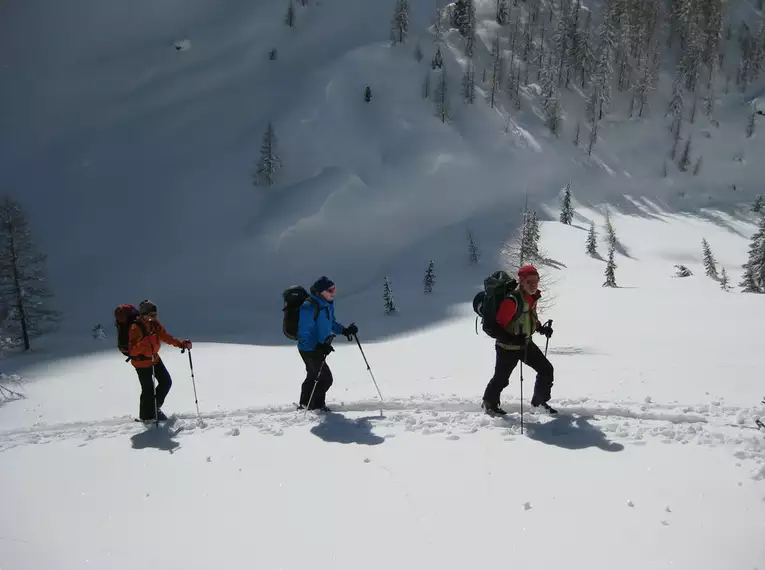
[483,342,554,407]
[135,359,173,420]
[299,350,333,409]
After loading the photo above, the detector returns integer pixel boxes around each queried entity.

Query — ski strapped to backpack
[282,286,321,341]
[114,304,149,362]
[472,270,524,338]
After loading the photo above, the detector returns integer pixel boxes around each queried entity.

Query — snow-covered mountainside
[1,0,763,346]
[1,0,765,567]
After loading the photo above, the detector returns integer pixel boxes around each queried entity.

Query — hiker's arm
[331,318,344,335]
[157,323,184,349]
[496,298,518,330]
[129,324,153,357]
[297,303,317,347]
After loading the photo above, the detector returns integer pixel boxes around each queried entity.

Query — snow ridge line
[0,395,761,453]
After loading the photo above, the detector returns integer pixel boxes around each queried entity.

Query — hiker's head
[518,265,540,295]
[311,276,336,302]
[138,300,158,320]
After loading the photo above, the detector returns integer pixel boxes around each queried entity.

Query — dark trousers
[483,342,554,406]
[299,350,333,408]
[135,359,173,420]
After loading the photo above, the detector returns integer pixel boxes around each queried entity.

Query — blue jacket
[297,294,345,352]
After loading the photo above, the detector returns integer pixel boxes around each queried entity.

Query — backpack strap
[307,297,321,321]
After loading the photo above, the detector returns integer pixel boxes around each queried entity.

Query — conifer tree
[586,221,598,256]
[390,0,409,45]
[746,109,757,138]
[254,122,282,187]
[414,41,424,62]
[463,62,476,104]
[468,229,480,264]
[702,238,719,279]
[752,195,765,214]
[603,244,617,287]
[603,208,617,251]
[488,34,503,108]
[364,86,372,102]
[284,0,295,27]
[739,215,765,293]
[496,0,509,25]
[574,121,581,146]
[720,267,730,291]
[424,260,436,293]
[588,120,598,156]
[383,276,397,313]
[0,196,61,351]
[678,137,692,172]
[560,183,574,224]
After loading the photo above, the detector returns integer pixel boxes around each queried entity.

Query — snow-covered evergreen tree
[253,122,282,187]
[720,267,730,291]
[586,221,598,256]
[678,137,692,171]
[432,46,444,69]
[702,237,719,279]
[574,121,581,146]
[468,229,480,263]
[667,74,684,130]
[0,196,61,351]
[364,86,372,102]
[464,0,477,58]
[591,16,615,120]
[496,0,509,25]
[284,0,296,27]
[739,215,765,293]
[752,195,765,214]
[588,120,598,156]
[433,6,444,46]
[541,54,563,135]
[383,277,397,313]
[424,260,435,293]
[93,324,106,340]
[390,0,409,45]
[674,264,693,277]
[603,208,617,250]
[560,183,574,224]
[434,70,451,123]
[603,245,618,287]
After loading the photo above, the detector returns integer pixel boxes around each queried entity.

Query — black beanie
[310,276,335,295]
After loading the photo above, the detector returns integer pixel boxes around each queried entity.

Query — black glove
[538,324,553,338]
[316,342,334,357]
[342,323,358,338]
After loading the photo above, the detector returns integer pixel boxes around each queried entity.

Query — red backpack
[114,304,147,361]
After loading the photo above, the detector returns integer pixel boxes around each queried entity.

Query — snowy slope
[2,211,765,570]
[2,0,762,349]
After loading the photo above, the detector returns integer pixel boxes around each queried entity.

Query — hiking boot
[531,402,558,414]
[482,400,507,416]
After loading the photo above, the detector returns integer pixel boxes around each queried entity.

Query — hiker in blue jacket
[297,276,358,411]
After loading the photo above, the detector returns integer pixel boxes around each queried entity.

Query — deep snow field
[2,208,765,570]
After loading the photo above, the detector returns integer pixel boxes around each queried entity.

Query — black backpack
[114,304,148,361]
[472,271,523,338]
[282,286,320,341]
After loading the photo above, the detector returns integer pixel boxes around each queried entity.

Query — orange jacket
[128,317,184,369]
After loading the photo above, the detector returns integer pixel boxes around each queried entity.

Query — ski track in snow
[1,395,763,477]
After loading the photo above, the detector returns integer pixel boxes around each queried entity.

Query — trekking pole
[519,357,524,435]
[181,346,200,418]
[353,334,384,405]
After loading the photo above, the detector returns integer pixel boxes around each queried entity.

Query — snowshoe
[482,400,507,417]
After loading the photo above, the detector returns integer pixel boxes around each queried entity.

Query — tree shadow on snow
[525,414,624,452]
[130,422,182,453]
[310,412,385,446]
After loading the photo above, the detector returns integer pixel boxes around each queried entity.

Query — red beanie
[518,265,539,280]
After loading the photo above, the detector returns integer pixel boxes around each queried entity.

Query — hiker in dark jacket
[482,265,556,416]
[297,276,357,411]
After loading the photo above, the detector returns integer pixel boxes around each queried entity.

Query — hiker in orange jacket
[129,300,192,421]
